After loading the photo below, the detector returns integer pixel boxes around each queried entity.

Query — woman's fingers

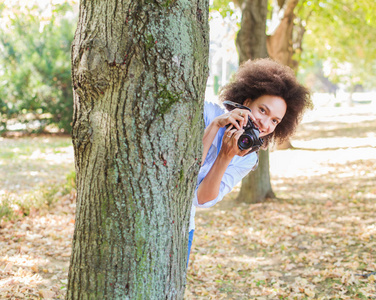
[232,129,244,141]
[239,149,251,157]
[222,127,253,157]
[226,128,237,138]
[239,109,250,129]
[247,111,256,124]
[227,129,243,151]
[230,109,246,129]
[234,108,254,129]
[233,130,253,157]
[229,115,242,130]
[225,124,233,133]
[222,108,255,130]
[224,126,233,137]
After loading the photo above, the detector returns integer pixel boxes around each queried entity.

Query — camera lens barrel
[238,127,263,152]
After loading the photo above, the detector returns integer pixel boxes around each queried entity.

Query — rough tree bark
[235,0,275,203]
[67,1,209,299]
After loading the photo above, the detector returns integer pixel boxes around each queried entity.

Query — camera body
[223,100,263,153]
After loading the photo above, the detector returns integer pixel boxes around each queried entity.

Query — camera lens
[241,137,250,144]
[238,134,254,150]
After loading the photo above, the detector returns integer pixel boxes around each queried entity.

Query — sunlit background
[0,0,375,299]
[1,0,375,135]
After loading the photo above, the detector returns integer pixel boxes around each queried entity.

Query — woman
[187,58,312,262]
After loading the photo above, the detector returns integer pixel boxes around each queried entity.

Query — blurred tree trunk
[237,149,275,202]
[267,0,299,70]
[236,0,268,64]
[267,0,299,150]
[235,0,275,203]
[67,1,209,299]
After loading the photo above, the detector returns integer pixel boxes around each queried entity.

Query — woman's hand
[213,108,254,130]
[219,126,251,159]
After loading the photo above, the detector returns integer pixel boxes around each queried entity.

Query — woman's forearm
[197,153,232,204]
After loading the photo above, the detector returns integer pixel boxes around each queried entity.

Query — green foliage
[0,2,77,133]
[0,196,14,222]
[159,0,177,8]
[0,172,75,222]
[210,0,236,18]
[212,0,376,90]
[298,0,376,90]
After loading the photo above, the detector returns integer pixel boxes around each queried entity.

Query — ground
[0,104,375,299]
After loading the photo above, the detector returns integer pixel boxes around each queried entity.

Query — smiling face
[244,95,287,137]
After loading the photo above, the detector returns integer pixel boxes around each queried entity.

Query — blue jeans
[187,230,194,267]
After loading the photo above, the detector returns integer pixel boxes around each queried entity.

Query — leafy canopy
[211,0,376,89]
[0,1,76,133]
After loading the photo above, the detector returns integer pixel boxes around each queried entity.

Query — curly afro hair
[219,58,312,146]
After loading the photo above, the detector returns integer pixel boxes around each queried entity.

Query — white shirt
[189,101,258,231]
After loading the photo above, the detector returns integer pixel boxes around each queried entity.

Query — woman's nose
[259,118,270,132]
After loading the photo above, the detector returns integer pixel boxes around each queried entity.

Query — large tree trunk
[235,0,274,204]
[67,1,209,299]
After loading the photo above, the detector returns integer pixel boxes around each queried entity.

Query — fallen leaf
[39,289,55,299]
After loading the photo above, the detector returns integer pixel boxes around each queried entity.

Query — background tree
[0,2,75,133]
[267,0,299,70]
[299,0,376,93]
[236,0,376,202]
[67,1,209,299]
[235,0,268,63]
[267,0,300,149]
[211,0,375,202]
[233,0,276,203]
[211,0,297,203]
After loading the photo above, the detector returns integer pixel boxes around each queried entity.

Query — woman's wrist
[212,116,223,129]
[217,150,234,163]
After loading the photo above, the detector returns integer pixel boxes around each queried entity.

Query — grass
[0,171,76,222]
[0,197,14,221]
[0,135,75,222]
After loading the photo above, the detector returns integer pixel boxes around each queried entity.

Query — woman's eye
[260,108,265,113]
[272,119,279,125]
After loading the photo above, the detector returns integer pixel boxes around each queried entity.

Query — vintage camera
[223,100,263,153]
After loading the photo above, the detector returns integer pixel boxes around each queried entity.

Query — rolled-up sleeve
[192,155,256,208]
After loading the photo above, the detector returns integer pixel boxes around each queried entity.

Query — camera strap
[223,100,252,113]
